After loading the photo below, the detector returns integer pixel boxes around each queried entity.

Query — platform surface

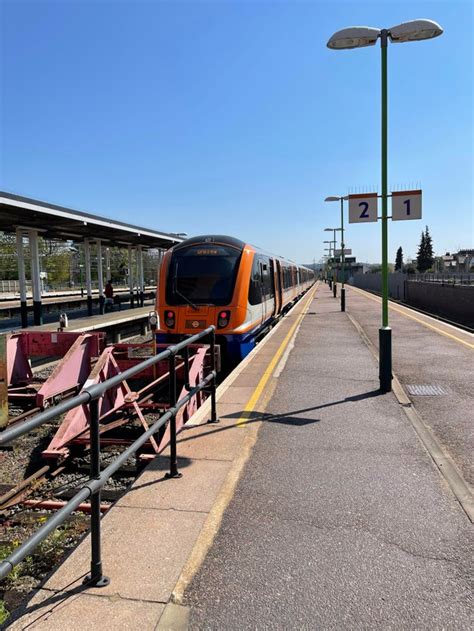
[7,283,473,629]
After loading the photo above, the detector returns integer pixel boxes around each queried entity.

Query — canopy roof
[0,192,183,249]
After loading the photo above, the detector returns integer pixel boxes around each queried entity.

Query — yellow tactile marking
[236,282,319,426]
[349,285,474,350]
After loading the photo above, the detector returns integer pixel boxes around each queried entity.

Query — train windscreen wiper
[173,261,199,311]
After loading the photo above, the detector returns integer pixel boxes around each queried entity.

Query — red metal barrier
[5,331,105,411]
[42,342,213,461]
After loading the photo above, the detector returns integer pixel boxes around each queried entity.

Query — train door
[271,258,280,315]
[259,259,268,323]
[248,254,265,329]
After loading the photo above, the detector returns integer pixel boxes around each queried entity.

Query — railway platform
[0,294,156,336]
[24,305,154,343]
[6,282,473,629]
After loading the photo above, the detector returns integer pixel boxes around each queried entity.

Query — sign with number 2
[348,193,378,224]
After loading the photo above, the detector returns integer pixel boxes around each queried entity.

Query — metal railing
[407,273,474,285]
[0,326,218,586]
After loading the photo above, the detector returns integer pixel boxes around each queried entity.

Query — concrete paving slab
[225,370,267,387]
[43,507,207,602]
[215,402,252,420]
[219,385,259,404]
[8,590,164,631]
[117,457,232,512]
[171,425,247,461]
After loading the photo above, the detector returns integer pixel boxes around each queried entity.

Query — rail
[407,273,473,285]
[0,326,218,586]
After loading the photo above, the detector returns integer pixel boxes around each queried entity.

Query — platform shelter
[0,192,182,326]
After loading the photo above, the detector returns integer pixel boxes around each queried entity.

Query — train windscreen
[166,243,242,306]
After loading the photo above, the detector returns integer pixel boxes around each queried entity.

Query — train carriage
[156,235,314,363]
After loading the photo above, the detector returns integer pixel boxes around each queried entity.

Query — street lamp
[325,227,341,297]
[323,245,333,284]
[325,196,349,311]
[327,19,443,392]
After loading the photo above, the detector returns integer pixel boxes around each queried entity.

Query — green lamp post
[325,228,340,297]
[325,196,348,311]
[327,19,443,392]
[323,244,333,285]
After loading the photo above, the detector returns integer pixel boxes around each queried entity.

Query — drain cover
[406,384,448,396]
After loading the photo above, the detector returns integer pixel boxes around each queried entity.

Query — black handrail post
[165,352,182,479]
[84,397,110,587]
[208,329,218,424]
[183,346,191,391]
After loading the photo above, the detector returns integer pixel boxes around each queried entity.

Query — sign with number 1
[348,193,378,224]
[391,190,422,221]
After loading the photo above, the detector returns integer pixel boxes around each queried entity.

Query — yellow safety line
[236,282,319,427]
[349,286,474,350]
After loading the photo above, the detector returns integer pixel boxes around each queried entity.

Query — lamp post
[327,19,443,392]
[325,227,340,297]
[325,196,348,311]
[323,242,333,285]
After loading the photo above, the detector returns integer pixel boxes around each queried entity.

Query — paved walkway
[184,284,473,629]
[345,285,474,486]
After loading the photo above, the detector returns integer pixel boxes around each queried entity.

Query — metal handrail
[0,326,218,586]
[406,273,473,285]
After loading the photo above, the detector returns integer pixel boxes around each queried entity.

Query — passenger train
[156,235,315,363]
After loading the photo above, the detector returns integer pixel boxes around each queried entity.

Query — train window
[166,243,242,306]
[248,255,262,305]
[261,257,273,299]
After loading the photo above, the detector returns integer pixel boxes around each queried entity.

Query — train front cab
[156,237,314,365]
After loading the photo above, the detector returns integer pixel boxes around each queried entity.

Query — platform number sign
[391,190,422,221]
[348,193,378,224]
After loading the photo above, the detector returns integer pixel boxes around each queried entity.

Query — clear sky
[1,0,472,265]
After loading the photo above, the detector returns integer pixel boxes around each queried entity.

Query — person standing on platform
[105,280,114,312]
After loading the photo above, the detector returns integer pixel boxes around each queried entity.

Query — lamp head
[325,196,340,202]
[327,26,380,50]
[388,19,443,43]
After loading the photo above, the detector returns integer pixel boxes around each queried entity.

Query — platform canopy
[0,192,183,249]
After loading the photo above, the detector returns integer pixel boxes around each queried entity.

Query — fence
[0,326,218,586]
[408,273,474,286]
[348,272,407,300]
[348,272,474,329]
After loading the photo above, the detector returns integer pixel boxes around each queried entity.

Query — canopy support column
[128,246,135,308]
[16,229,28,328]
[97,240,104,314]
[137,246,144,307]
[84,239,93,315]
[28,229,42,325]
[105,247,111,283]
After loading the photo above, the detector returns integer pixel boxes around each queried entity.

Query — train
[155,235,315,363]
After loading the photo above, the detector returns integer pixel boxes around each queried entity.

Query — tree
[424,226,434,270]
[416,226,434,273]
[395,246,403,272]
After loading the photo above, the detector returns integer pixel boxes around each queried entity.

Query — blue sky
[1,0,472,265]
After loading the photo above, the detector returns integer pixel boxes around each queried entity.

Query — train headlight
[149,310,158,331]
[165,310,175,328]
[217,310,230,329]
